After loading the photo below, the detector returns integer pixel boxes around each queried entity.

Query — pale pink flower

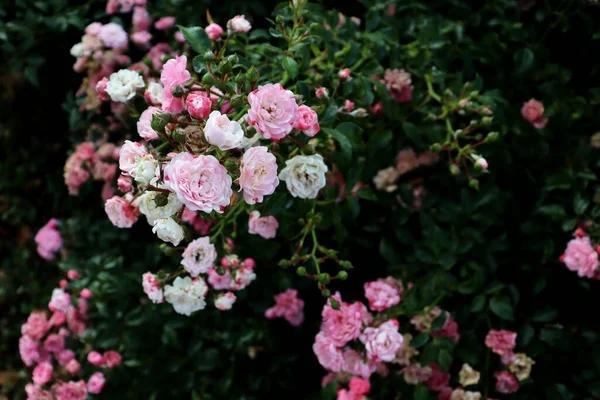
[92,162,117,181]
[485,330,517,358]
[338,68,351,80]
[401,363,432,384]
[105,196,138,228]
[417,151,440,167]
[239,146,279,204]
[142,272,164,303]
[49,289,71,313]
[95,77,109,101]
[50,311,67,328]
[25,383,53,400]
[155,16,176,31]
[131,31,152,46]
[98,22,128,49]
[182,237,217,277]
[432,316,460,343]
[175,31,185,43]
[66,359,81,375]
[118,140,148,175]
[80,288,92,299]
[186,92,212,120]
[494,371,519,394]
[293,105,320,137]
[32,362,53,386]
[160,55,191,113]
[562,236,599,278]
[313,332,344,371]
[396,149,418,174]
[247,83,298,140]
[102,351,122,368]
[54,380,87,400]
[336,389,360,400]
[21,312,50,341]
[322,297,364,347]
[521,99,548,128]
[230,265,257,291]
[264,288,304,326]
[360,319,403,362]
[205,23,224,40]
[215,292,237,310]
[384,69,413,103]
[344,100,355,112]
[137,106,161,141]
[227,15,252,33]
[426,363,450,391]
[341,348,377,378]
[87,351,103,366]
[207,268,233,290]
[44,333,65,353]
[364,280,401,311]
[117,175,132,192]
[147,43,172,70]
[35,219,63,261]
[85,22,102,36]
[87,372,106,394]
[373,167,399,192]
[132,6,151,31]
[19,336,40,366]
[349,377,370,395]
[248,210,278,239]
[204,111,243,150]
[163,152,232,213]
[315,87,328,99]
[410,306,442,332]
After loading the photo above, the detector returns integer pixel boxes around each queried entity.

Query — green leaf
[431,313,448,330]
[196,348,221,371]
[411,332,430,348]
[574,193,590,216]
[402,122,422,146]
[514,48,534,74]
[532,308,558,323]
[322,127,352,161]
[438,349,453,371]
[414,384,429,400]
[178,25,210,54]
[489,297,514,321]
[420,342,438,365]
[192,55,206,73]
[282,57,299,79]
[471,294,486,312]
[356,187,377,201]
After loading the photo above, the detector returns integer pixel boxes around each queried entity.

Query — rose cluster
[484,329,535,394]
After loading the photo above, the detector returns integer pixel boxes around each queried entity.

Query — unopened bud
[159,243,175,256]
[481,116,493,126]
[337,271,348,280]
[234,73,245,86]
[297,218,305,225]
[321,288,331,297]
[318,273,331,285]
[449,164,460,175]
[202,72,215,85]
[172,129,186,143]
[230,94,245,108]
[326,249,337,258]
[172,85,185,98]
[216,266,226,276]
[430,143,442,152]
[296,266,307,276]
[329,297,341,310]
[339,260,354,270]
[227,54,239,65]
[278,259,291,268]
[218,60,232,74]
[204,50,215,62]
[485,132,499,143]
[469,179,480,190]
[246,66,259,82]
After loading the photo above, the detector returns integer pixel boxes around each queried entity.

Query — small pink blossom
[396,149,419,175]
[239,146,279,204]
[432,316,460,343]
[485,330,517,358]
[32,362,53,386]
[359,319,403,362]
[315,87,328,99]
[344,100,355,112]
[494,371,519,394]
[401,363,432,384]
[164,152,232,213]
[337,389,360,400]
[58,349,75,367]
[44,333,65,353]
[364,280,401,311]
[54,380,87,400]
[160,55,191,113]
[186,92,212,120]
[207,268,233,290]
[95,77,109,101]
[247,83,298,140]
[49,289,71,313]
[117,175,132,192]
[313,331,344,372]
[322,297,364,347]
[349,377,370,395]
[98,22,128,49]
[132,6,151,31]
[26,383,53,400]
[142,272,164,303]
[66,359,81,375]
[102,350,122,368]
[87,351,103,366]
[175,31,185,43]
[521,99,548,128]
[105,196,138,228]
[80,288,92,299]
[248,210,278,239]
[35,219,63,261]
[85,22,102,36]
[417,151,440,167]
[87,372,106,394]
[155,16,176,31]
[384,69,413,103]
[137,106,161,141]
[293,105,320,137]
[21,312,50,341]
[50,311,66,327]
[182,237,217,277]
[131,31,152,46]
[370,101,384,116]
[562,236,599,278]
[341,348,377,378]
[426,363,451,391]
[264,288,304,326]
[205,23,224,40]
[19,336,40,366]
[338,68,351,80]
[215,292,237,310]
[227,15,252,33]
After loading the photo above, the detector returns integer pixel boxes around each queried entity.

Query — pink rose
[344,100,355,112]
[248,210,278,239]
[142,272,164,303]
[239,146,279,204]
[102,350,122,368]
[432,316,460,343]
[160,55,191,113]
[32,362,53,386]
[19,336,40,366]
[35,218,63,261]
[494,371,519,394]
[80,288,92,299]
[182,237,217,277]
[401,363,432,384]
[227,15,251,33]
[118,140,148,175]
[370,101,384,116]
[485,330,517,358]
[87,372,106,394]
[562,236,599,278]
[293,105,320,137]
[214,292,237,310]
[87,351,103,366]
[131,31,152,46]
[164,152,232,213]
[204,111,243,150]
[341,348,377,378]
[264,288,304,326]
[44,333,65,353]
[205,23,224,40]
[186,92,212,120]
[322,297,364,347]
[117,175,132,192]
[396,149,418,175]
[54,380,87,400]
[49,288,71,313]
[155,16,176,31]
[426,363,450,391]
[313,332,344,371]
[25,384,53,400]
[105,196,138,228]
[137,106,161,141]
[247,83,298,140]
[132,6,151,31]
[66,359,81,375]
[98,22,128,49]
[338,68,351,80]
[521,99,548,128]
[175,31,185,43]
[337,389,360,400]
[364,280,401,311]
[384,69,413,103]
[21,312,50,341]
[207,267,233,290]
[50,311,66,327]
[349,377,370,395]
[315,87,328,99]
[85,22,102,36]
[359,319,403,362]
[95,77,109,101]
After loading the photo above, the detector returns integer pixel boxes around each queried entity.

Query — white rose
[278,154,328,199]
[145,81,164,105]
[105,69,145,103]
[164,276,208,316]
[130,154,159,187]
[227,16,252,33]
[204,111,244,150]
[214,292,236,311]
[138,191,182,225]
[373,167,399,192]
[70,43,86,58]
[152,217,184,246]
[230,267,256,291]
